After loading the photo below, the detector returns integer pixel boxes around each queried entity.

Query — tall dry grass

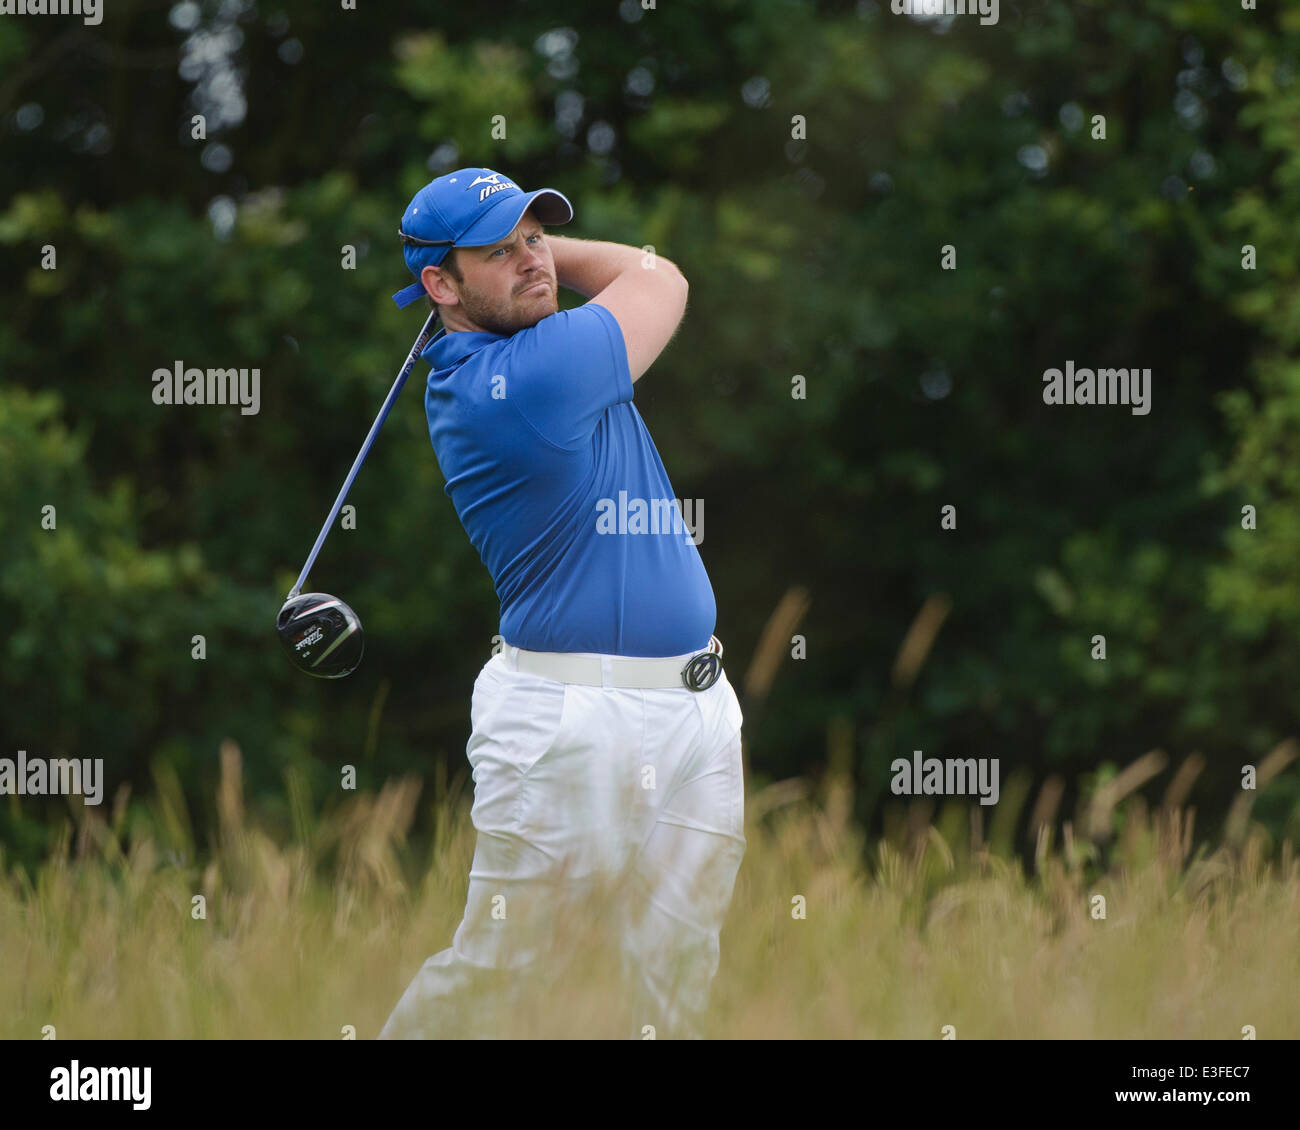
[3,590,1296,1037]
[1,732,1298,1039]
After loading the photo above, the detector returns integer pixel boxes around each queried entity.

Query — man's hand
[548,234,650,299]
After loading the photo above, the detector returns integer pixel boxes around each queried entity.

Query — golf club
[277,308,441,677]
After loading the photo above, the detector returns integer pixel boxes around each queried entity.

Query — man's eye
[493,236,539,257]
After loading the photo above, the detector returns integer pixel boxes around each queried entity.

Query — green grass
[2,743,1297,1039]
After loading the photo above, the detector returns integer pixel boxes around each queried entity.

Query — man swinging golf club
[376,167,746,1039]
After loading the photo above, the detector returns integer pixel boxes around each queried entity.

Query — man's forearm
[547,234,683,298]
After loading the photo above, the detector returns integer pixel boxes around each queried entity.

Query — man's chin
[517,298,558,330]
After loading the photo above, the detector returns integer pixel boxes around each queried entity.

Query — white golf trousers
[378,643,747,1039]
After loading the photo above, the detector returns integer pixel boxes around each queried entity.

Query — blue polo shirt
[422,301,716,657]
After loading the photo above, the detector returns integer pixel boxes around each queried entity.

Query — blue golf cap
[393,168,574,309]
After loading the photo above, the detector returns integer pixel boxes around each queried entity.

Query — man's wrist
[549,234,647,298]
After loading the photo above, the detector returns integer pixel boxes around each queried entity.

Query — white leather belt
[504,635,725,691]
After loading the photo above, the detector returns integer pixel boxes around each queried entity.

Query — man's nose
[520,241,546,272]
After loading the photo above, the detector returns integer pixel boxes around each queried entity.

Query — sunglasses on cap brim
[397,230,456,247]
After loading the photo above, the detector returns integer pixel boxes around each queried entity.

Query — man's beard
[458,279,557,336]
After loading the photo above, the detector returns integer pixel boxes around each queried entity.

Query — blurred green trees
[2,0,1299,865]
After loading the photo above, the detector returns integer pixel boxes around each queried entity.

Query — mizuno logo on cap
[467,173,519,202]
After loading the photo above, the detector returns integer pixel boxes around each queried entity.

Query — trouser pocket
[466,666,569,835]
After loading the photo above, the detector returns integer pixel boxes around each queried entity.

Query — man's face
[423,212,558,336]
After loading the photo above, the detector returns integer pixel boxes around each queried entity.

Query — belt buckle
[681,650,722,692]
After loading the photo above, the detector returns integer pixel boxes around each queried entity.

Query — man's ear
[422,264,457,307]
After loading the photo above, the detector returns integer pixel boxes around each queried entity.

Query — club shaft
[288,310,440,600]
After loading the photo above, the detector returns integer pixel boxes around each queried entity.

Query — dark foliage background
[3,0,1299,867]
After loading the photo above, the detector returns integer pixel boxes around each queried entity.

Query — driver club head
[276,592,365,678]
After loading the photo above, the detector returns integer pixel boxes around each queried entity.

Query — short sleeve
[507,303,634,449]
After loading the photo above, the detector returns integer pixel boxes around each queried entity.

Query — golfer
[377,168,745,1039]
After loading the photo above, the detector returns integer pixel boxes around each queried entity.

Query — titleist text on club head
[276,592,365,678]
